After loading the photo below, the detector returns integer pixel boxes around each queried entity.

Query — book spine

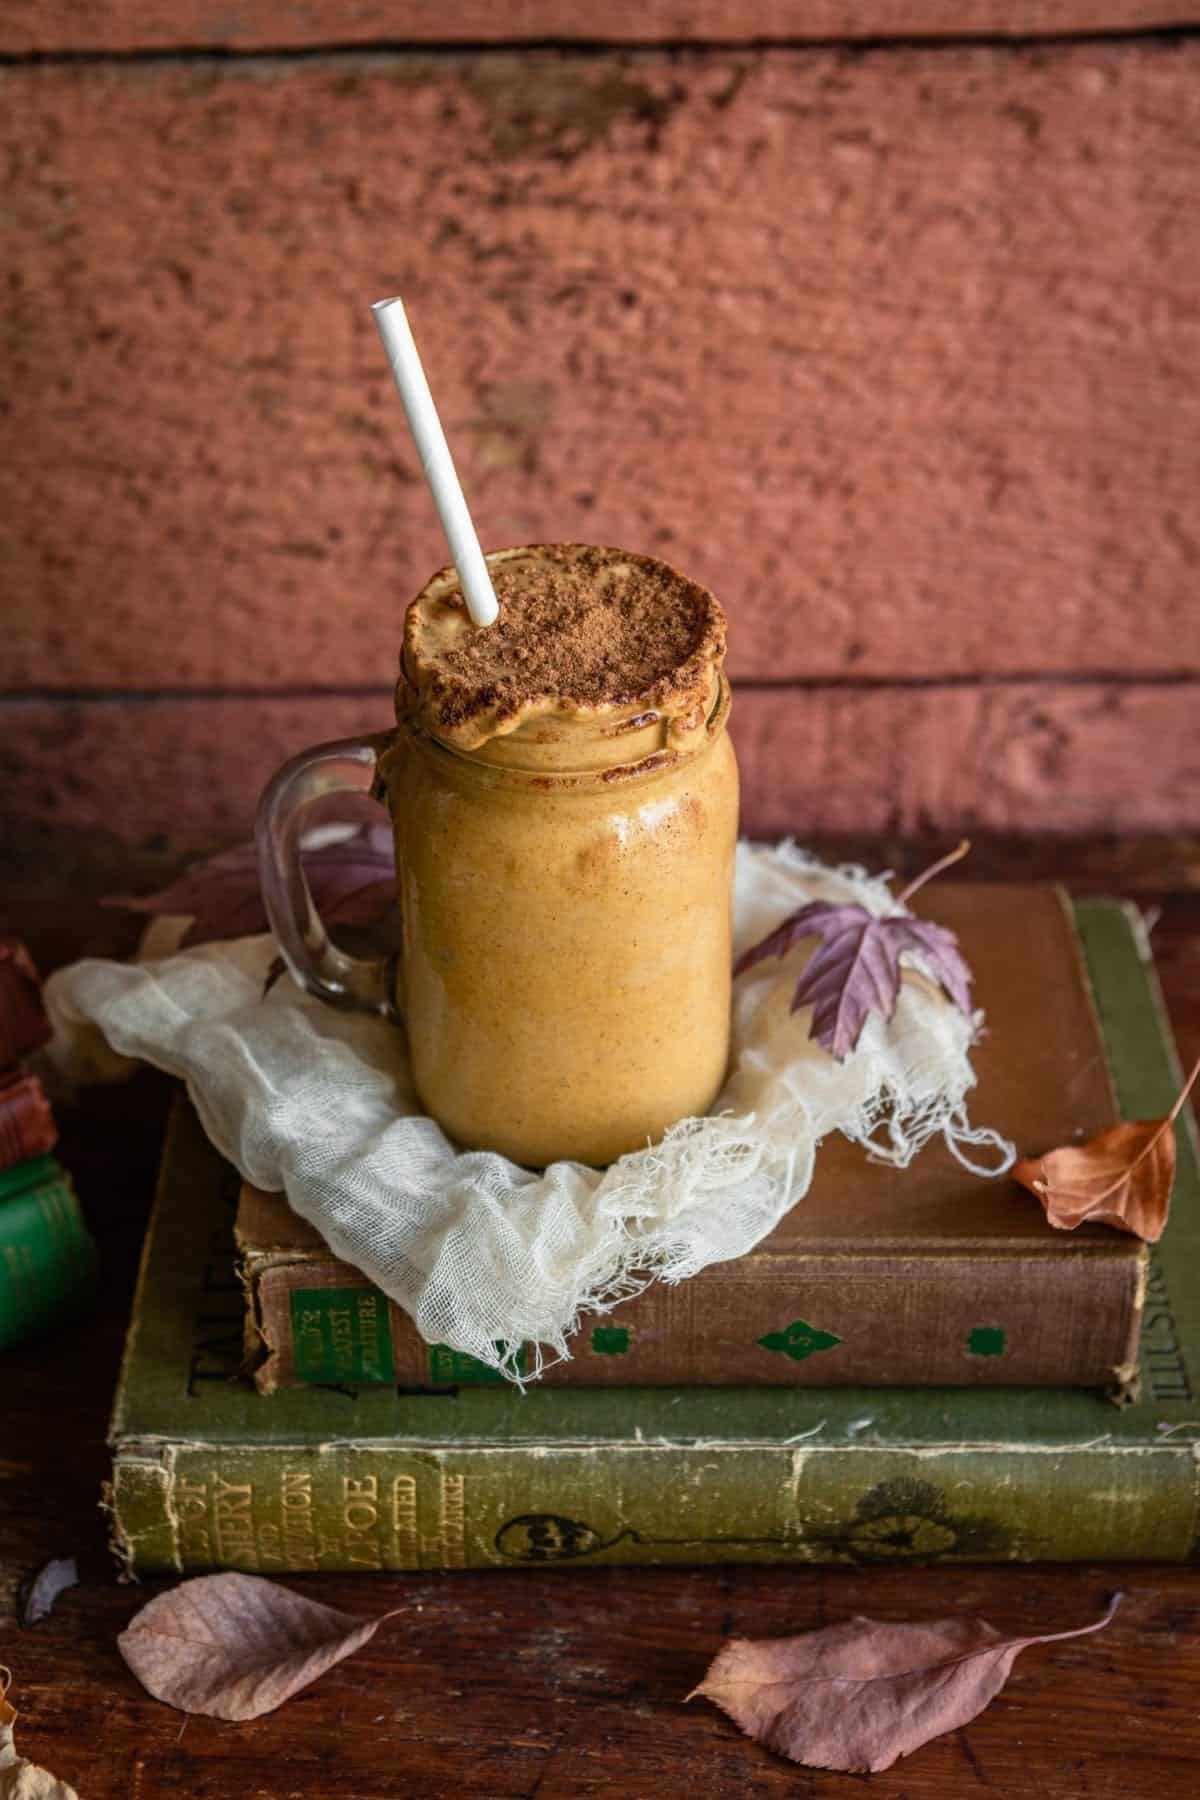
[0,1076,57,1172]
[245,1244,1145,1394]
[0,1158,97,1351]
[109,1435,1200,1576]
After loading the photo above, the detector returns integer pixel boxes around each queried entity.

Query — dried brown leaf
[0,940,51,1067]
[1014,1122,1174,1239]
[117,1571,399,1721]
[0,1670,81,1799]
[689,1596,1119,1773]
[1013,1056,1199,1243]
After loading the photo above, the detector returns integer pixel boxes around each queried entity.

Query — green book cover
[108,900,1200,1574]
[0,1154,97,1352]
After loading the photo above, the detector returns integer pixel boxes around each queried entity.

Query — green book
[0,1154,97,1353]
[107,901,1200,1574]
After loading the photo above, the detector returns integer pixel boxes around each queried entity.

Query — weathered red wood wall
[2,6,1198,878]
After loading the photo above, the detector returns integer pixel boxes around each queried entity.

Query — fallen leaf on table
[19,1558,78,1628]
[734,842,973,1060]
[0,940,52,1067]
[103,810,395,948]
[0,1669,81,1799]
[689,1593,1120,1773]
[118,1571,401,1720]
[1014,1056,1200,1243]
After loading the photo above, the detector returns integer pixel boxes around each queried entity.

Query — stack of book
[106,888,1200,1573]
[0,940,97,1352]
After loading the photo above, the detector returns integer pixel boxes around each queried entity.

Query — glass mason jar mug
[256,548,740,1169]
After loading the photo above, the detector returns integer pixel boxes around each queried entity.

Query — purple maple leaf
[734,900,973,1061]
[104,805,396,948]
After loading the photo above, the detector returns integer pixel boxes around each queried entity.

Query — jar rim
[395,674,732,791]
[400,543,727,756]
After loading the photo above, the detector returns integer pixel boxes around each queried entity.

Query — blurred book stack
[0,939,97,1351]
[106,893,1200,1573]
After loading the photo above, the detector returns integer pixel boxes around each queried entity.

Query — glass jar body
[379,685,739,1167]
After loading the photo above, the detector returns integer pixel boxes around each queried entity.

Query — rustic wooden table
[3,840,1200,1799]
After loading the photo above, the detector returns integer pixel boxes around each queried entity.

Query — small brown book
[236,884,1146,1395]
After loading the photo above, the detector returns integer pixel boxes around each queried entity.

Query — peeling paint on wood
[4,2,1198,55]
[4,41,1199,845]
[3,46,1200,701]
[1,684,1195,864]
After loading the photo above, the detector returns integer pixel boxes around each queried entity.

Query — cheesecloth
[44,842,1014,1381]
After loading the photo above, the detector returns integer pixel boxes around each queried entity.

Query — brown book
[0,1074,57,1172]
[236,885,1146,1395]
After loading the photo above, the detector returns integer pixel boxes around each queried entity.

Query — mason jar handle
[255,731,400,1018]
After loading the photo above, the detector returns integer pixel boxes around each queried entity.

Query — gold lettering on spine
[356,1293,383,1375]
[281,1469,319,1570]
[341,1473,382,1569]
[392,1475,418,1565]
[439,1472,466,1568]
[176,1474,212,1564]
[328,1306,353,1379]
[213,1474,258,1569]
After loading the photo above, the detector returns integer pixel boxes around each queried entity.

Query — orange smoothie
[379,543,739,1167]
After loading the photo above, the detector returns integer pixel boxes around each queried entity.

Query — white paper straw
[371,295,499,628]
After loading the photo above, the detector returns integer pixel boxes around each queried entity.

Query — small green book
[0,1154,97,1352]
[107,900,1200,1574]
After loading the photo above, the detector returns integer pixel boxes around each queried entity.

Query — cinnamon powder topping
[401,544,726,750]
